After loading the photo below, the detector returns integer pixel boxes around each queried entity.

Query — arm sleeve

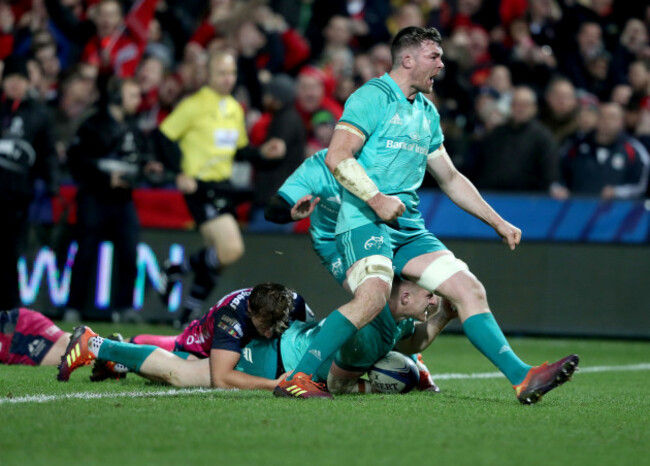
[264,194,293,224]
[338,83,387,140]
[152,128,182,174]
[159,97,194,141]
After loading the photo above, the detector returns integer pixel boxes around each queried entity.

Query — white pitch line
[0,387,233,405]
[2,363,649,405]
[432,362,650,381]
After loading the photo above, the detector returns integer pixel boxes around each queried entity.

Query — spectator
[0,55,58,310]
[540,77,579,144]
[47,0,160,80]
[611,18,649,85]
[552,102,650,200]
[249,74,306,224]
[157,51,286,328]
[135,54,166,132]
[50,72,97,171]
[305,109,336,157]
[295,65,343,141]
[65,77,162,322]
[473,85,558,193]
[560,21,604,93]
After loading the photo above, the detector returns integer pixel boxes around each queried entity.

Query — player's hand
[367,193,406,222]
[176,173,198,194]
[601,185,616,200]
[261,138,286,159]
[276,371,291,384]
[495,220,521,250]
[110,171,130,189]
[291,195,321,220]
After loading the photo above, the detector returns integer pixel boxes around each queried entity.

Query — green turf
[1,325,649,466]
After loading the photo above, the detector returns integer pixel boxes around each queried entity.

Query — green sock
[462,313,531,385]
[292,310,357,378]
[97,340,157,372]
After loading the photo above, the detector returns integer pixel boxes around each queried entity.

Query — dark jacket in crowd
[559,132,650,199]
[67,108,153,202]
[473,119,559,192]
[0,95,58,201]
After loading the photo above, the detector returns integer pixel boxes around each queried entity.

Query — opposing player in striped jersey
[57,283,311,390]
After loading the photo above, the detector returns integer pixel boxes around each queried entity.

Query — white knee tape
[416,254,468,292]
[347,255,394,294]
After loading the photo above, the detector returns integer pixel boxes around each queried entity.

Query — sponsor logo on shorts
[364,236,385,250]
[331,258,344,278]
[242,347,253,363]
[28,338,47,358]
[308,349,322,361]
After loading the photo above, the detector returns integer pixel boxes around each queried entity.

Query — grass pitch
[1,323,649,466]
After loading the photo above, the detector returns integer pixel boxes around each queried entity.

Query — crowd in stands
[2,0,649,203]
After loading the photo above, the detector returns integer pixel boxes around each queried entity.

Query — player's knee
[347,255,394,295]
[416,253,469,293]
[219,243,244,266]
[327,373,358,395]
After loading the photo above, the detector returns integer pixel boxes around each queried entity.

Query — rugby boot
[273,372,333,399]
[514,354,579,404]
[415,354,440,393]
[57,326,98,382]
[90,333,128,382]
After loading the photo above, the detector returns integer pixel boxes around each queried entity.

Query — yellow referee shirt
[160,86,249,182]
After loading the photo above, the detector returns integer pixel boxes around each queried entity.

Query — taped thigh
[347,255,394,294]
[416,253,468,292]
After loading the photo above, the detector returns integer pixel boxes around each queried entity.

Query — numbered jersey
[159,86,248,182]
[174,288,313,358]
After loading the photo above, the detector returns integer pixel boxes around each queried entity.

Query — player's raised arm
[325,125,405,222]
[426,145,521,250]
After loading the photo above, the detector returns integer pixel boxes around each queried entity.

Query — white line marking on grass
[3,363,649,405]
[0,387,233,405]
[433,363,650,381]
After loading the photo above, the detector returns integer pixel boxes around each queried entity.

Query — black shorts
[184,180,238,226]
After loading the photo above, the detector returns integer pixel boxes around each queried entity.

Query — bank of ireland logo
[364,236,385,250]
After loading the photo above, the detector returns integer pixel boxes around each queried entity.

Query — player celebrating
[273,26,578,404]
[58,283,311,390]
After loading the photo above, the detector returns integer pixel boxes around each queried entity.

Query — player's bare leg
[40,333,71,366]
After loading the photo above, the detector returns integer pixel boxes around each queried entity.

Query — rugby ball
[368,351,420,394]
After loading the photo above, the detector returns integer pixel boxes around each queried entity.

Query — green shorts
[235,338,280,379]
[334,306,400,373]
[280,320,333,382]
[336,222,446,276]
[313,238,346,285]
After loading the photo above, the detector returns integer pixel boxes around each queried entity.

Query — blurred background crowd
[1,0,649,319]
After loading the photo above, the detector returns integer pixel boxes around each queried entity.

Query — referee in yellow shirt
[158,51,286,327]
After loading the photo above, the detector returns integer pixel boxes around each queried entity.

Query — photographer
[0,55,58,310]
[65,78,162,322]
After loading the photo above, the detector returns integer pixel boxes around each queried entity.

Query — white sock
[88,336,104,357]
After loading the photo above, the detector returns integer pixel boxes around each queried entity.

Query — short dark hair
[248,283,294,335]
[391,26,442,67]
